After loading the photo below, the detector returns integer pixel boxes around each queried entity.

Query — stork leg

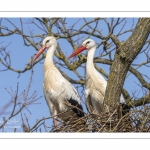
[54,118,58,127]
[53,117,59,131]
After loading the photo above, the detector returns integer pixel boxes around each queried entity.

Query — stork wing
[63,81,84,117]
[43,68,84,117]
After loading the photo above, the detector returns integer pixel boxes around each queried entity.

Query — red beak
[33,46,47,62]
[68,46,87,59]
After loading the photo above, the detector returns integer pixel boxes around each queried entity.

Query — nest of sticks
[49,105,150,132]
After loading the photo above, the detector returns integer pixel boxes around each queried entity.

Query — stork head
[42,36,57,48]
[68,39,96,58]
[33,36,57,61]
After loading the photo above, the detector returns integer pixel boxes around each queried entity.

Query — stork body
[85,46,108,113]
[69,39,127,114]
[33,37,84,126]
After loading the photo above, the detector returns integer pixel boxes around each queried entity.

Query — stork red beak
[68,46,87,59]
[33,46,47,62]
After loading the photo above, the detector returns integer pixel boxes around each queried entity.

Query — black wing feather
[121,103,130,116]
[67,98,84,117]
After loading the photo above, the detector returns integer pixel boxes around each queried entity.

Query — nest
[49,106,150,132]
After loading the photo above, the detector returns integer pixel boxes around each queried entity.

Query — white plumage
[69,39,127,114]
[33,36,84,126]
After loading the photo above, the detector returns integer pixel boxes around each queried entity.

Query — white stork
[33,36,84,126]
[68,39,129,115]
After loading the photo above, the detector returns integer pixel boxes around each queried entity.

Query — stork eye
[86,41,90,45]
[46,40,50,44]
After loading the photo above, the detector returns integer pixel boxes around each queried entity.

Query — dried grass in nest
[49,105,150,132]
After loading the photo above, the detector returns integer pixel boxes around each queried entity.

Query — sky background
[0,18,149,132]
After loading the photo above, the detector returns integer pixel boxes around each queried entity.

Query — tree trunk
[104,18,150,112]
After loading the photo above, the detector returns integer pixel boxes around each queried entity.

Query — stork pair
[33,36,128,127]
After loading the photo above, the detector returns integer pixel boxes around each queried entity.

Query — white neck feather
[44,45,57,72]
[86,46,106,83]
[44,45,56,65]
[86,46,96,75]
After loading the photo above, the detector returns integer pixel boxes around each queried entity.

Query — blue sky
[0,18,149,132]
